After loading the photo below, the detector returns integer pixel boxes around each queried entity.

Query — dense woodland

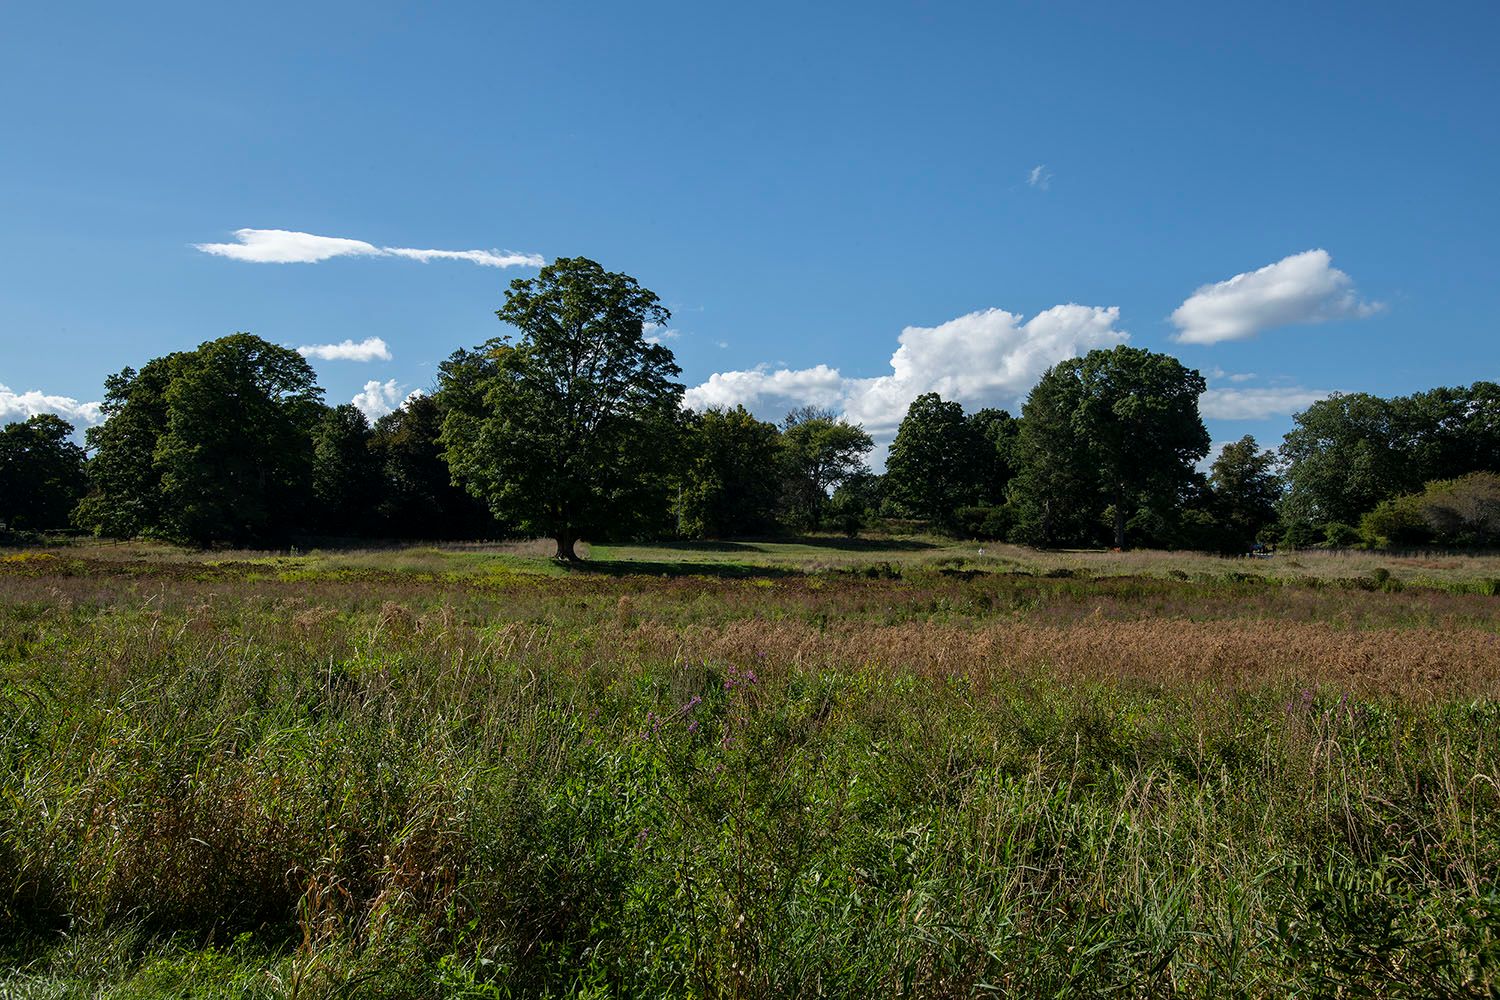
[3,258,1498,554]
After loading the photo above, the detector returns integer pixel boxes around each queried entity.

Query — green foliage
[676,406,782,538]
[1209,436,1282,546]
[73,356,183,539]
[1362,472,1500,548]
[1322,522,1362,548]
[967,407,1019,506]
[0,415,87,532]
[76,334,322,545]
[1281,383,1500,527]
[2,577,1497,996]
[1010,364,1099,547]
[777,407,873,531]
[439,258,684,559]
[310,404,380,535]
[370,393,498,539]
[885,393,977,523]
[1012,346,1209,548]
[827,470,885,536]
[952,503,1013,540]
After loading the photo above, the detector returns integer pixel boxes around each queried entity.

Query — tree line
[3,257,1497,554]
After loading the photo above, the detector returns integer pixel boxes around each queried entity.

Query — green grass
[2,540,1498,996]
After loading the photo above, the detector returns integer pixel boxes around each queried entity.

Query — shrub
[952,504,1013,540]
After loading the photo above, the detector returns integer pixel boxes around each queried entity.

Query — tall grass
[0,590,1494,995]
[1,558,1498,996]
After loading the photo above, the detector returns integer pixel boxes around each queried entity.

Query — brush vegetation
[2,540,1499,997]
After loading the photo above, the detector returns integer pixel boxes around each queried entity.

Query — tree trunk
[554,531,579,561]
[1113,498,1127,550]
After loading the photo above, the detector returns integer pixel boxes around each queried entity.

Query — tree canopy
[1011,346,1208,549]
[0,415,87,532]
[885,393,978,524]
[776,407,873,531]
[438,257,685,559]
[1281,383,1500,529]
[76,334,323,545]
[677,406,783,538]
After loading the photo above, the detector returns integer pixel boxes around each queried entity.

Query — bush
[1359,472,1500,549]
[952,504,1013,540]
[1360,498,1431,548]
[1320,522,1362,548]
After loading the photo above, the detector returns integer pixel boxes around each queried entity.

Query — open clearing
[2,539,1498,996]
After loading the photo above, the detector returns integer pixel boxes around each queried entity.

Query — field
[2,538,1498,997]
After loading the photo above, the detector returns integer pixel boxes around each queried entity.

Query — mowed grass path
[1,539,1498,997]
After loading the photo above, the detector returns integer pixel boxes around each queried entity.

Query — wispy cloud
[195,229,544,268]
[642,322,682,346]
[297,337,392,362]
[1172,249,1382,345]
[1027,164,1052,191]
[685,304,1128,438]
[1208,366,1258,384]
[0,383,102,427]
[1199,386,1332,420]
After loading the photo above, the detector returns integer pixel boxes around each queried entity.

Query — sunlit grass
[2,540,1498,995]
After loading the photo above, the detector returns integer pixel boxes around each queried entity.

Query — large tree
[0,415,88,532]
[439,257,684,560]
[1011,346,1208,549]
[1279,392,1406,528]
[677,405,783,538]
[76,334,323,544]
[1207,435,1283,549]
[1009,367,1099,547]
[777,407,873,531]
[885,393,978,524]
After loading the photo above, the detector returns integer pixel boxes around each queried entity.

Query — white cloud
[0,383,102,427]
[297,337,392,362]
[350,379,417,420]
[380,247,546,268]
[642,322,682,346]
[1027,164,1052,190]
[1199,386,1331,420]
[684,304,1128,436]
[195,228,544,268]
[1171,249,1382,345]
[1208,366,1258,384]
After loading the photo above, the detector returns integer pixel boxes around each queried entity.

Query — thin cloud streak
[297,337,392,362]
[195,229,544,268]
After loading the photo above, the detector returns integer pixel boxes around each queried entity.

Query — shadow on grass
[633,536,944,555]
[563,559,803,580]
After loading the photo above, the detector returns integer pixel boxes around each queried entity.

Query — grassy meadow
[2,538,1498,997]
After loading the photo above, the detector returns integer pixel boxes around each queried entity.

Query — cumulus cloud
[195,229,544,268]
[1171,249,1382,345]
[1028,164,1052,190]
[297,337,392,362]
[350,379,422,420]
[684,304,1128,436]
[1199,386,1331,420]
[0,383,102,427]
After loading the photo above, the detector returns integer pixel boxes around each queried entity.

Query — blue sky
[2,1,1496,462]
